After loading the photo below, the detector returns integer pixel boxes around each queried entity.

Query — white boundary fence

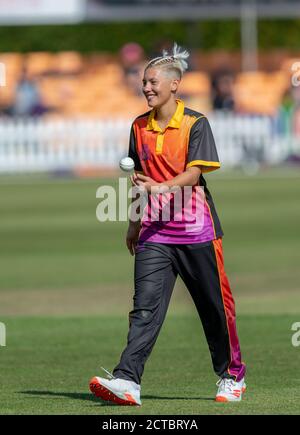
[0,113,299,173]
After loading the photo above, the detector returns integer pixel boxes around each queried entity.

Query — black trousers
[113,239,245,384]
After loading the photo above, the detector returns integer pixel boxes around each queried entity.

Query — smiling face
[142,66,180,108]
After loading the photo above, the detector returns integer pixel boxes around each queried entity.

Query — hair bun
[169,42,190,72]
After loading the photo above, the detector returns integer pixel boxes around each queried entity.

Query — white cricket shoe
[215,377,246,402]
[89,368,141,406]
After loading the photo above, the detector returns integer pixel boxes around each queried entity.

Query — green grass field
[0,168,300,415]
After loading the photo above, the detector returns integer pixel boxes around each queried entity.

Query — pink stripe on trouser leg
[213,238,246,382]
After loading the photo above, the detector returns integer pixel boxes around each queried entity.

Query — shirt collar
[146,99,185,132]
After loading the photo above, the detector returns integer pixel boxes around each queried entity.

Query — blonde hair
[145,42,190,79]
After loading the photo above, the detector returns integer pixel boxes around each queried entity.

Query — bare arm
[126,182,142,256]
[133,166,202,193]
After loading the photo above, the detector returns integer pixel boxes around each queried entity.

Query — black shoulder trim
[134,110,152,121]
[184,107,205,118]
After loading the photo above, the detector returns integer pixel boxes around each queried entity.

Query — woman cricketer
[90,44,246,405]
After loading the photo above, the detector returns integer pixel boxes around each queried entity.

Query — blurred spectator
[281,85,297,112]
[293,91,300,138]
[282,84,300,138]
[211,70,235,111]
[11,66,47,117]
[119,42,145,96]
[149,39,173,59]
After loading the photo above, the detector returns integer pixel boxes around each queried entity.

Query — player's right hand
[126,223,140,256]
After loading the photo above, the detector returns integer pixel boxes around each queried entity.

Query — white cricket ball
[119,156,135,172]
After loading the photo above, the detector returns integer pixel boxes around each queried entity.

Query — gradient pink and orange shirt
[128,99,223,244]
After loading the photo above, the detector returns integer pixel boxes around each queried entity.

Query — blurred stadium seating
[0,50,297,117]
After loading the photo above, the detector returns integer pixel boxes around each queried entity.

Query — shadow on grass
[20,391,115,407]
[144,395,214,401]
[20,390,214,405]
